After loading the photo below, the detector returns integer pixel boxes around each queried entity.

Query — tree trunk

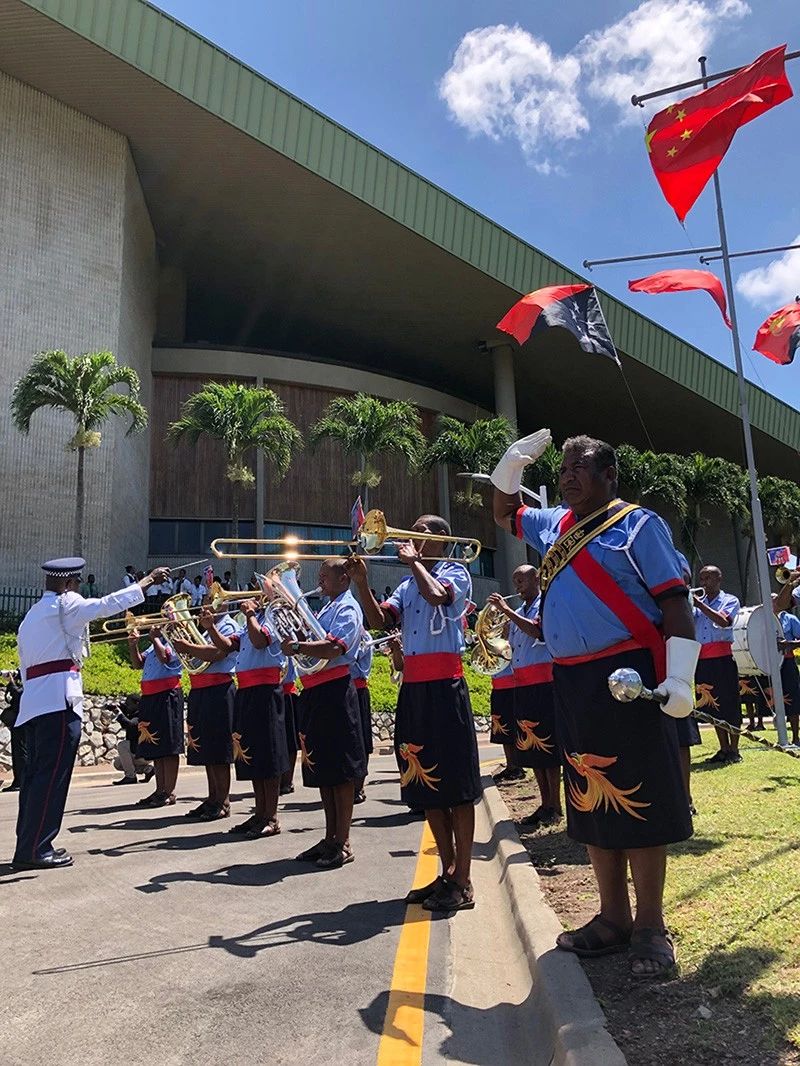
[360,452,368,512]
[231,481,240,589]
[74,444,85,557]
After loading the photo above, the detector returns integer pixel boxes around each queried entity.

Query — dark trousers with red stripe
[14,708,81,863]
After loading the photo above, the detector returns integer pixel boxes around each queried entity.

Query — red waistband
[491,674,516,690]
[353,677,368,690]
[699,641,733,660]
[300,664,351,690]
[785,652,796,660]
[25,659,79,681]
[237,667,282,689]
[513,663,554,686]
[553,638,644,667]
[282,682,298,695]
[189,672,233,690]
[403,653,463,684]
[141,677,181,695]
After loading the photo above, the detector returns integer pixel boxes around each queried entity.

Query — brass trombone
[210,509,482,563]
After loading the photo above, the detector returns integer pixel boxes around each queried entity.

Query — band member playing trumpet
[349,515,482,914]
[280,657,300,796]
[488,564,562,826]
[489,658,520,782]
[493,433,697,977]
[350,636,374,804]
[203,598,290,838]
[692,566,741,765]
[127,624,184,808]
[172,606,238,821]
[281,559,367,870]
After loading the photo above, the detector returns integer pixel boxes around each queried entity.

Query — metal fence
[0,587,42,631]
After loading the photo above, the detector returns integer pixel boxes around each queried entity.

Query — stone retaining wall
[0,698,490,770]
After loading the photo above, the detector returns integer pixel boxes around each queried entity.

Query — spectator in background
[174,569,193,597]
[113,694,155,786]
[80,574,99,598]
[1,670,27,792]
[123,565,137,587]
[383,585,392,599]
[222,571,233,591]
[191,575,207,608]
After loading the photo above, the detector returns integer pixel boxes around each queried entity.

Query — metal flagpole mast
[697,55,788,745]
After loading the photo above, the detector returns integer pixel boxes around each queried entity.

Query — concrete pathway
[1,748,539,1065]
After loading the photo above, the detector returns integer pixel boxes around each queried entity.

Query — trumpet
[210,509,481,563]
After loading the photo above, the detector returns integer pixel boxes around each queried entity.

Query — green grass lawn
[670,730,800,1048]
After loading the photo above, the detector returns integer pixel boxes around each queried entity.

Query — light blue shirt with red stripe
[317,588,363,668]
[382,560,471,656]
[510,595,551,669]
[693,591,740,646]
[204,613,239,674]
[141,643,182,681]
[515,504,685,659]
[349,635,373,681]
[232,611,284,672]
[779,611,800,642]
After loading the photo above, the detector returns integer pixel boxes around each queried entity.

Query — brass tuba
[467,596,516,676]
[261,563,328,675]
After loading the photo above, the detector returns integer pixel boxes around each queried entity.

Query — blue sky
[154,0,800,414]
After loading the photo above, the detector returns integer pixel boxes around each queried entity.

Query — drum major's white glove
[654,635,701,719]
[490,429,552,495]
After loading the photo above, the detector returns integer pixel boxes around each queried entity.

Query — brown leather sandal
[629,928,677,978]
[556,914,632,957]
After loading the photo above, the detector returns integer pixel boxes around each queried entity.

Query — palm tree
[616,444,688,517]
[524,443,562,506]
[10,349,147,556]
[168,382,302,580]
[758,476,800,550]
[679,452,747,570]
[308,393,426,510]
[420,415,514,509]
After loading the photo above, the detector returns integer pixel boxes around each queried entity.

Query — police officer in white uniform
[12,558,170,871]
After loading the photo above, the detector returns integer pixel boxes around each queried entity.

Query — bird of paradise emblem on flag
[299,732,315,771]
[398,742,440,790]
[739,678,757,698]
[491,713,509,736]
[232,731,252,764]
[565,752,650,820]
[138,720,159,746]
[186,724,200,752]
[695,682,720,710]
[515,719,554,753]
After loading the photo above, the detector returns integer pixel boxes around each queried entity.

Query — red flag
[645,46,792,222]
[628,269,731,328]
[754,301,800,365]
[496,284,590,344]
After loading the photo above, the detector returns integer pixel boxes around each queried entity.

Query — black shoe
[726,751,743,764]
[689,803,698,816]
[705,750,726,765]
[405,875,446,904]
[184,801,212,818]
[354,789,367,804]
[141,765,156,782]
[279,783,295,796]
[2,782,20,792]
[12,852,74,870]
[112,776,138,786]
[297,839,330,862]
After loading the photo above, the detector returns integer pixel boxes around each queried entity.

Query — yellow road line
[376,819,439,1066]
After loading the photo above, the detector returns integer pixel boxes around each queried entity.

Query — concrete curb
[481,777,627,1066]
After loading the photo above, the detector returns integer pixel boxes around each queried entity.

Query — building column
[155,264,186,345]
[492,343,528,590]
[255,376,266,547]
[437,465,451,524]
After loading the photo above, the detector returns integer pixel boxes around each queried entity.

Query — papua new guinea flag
[754,301,800,365]
[496,284,618,362]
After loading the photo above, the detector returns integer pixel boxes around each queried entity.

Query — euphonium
[161,593,212,674]
[776,566,799,585]
[467,596,516,676]
[262,562,328,675]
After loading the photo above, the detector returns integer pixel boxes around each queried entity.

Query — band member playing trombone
[349,515,482,914]
[488,564,562,826]
[350,636,373,804]
[127,624,184,808]
[692,566,741,765]
[281,559,366,870]
[493,433,697,977]
[172,606,238,822]
[203,598,290,838]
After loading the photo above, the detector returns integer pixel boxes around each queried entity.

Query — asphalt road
[0,748,536,1066]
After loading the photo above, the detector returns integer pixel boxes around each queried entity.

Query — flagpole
[697,55,788,746]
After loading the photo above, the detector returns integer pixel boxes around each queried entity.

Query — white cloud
[736,236,800,308]
[439,0,750,168]
[580,0,750,125]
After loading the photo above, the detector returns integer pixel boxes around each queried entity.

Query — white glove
[490,429,552,494]
[654,635,701,719]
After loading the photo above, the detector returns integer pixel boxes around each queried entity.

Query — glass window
[149,520,176,555]
[176,521,202,555]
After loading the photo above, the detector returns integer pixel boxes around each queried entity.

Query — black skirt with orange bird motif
[297,674,366,787]
[186,680,235,766]
[232,684,290,781]
[394,677,482,811]
[489,687,516,746]
[512,682,560,769]
[695,654,741,728]
[553,648,692,850]
[136,688,185,760]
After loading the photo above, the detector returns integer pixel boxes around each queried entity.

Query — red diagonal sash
[557,510,667,682]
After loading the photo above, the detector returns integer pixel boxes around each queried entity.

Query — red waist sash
[237,667,282,689]
[282,682,298,694]
[699,641,733,660]
[25,659,79,681]
[553,637,644,667]
[403,653,463,684]
[300,664,350,690]
[353,678,368,690]
[785,651,796,660]
[141,677,181,695]
[513,663,553,686]
[189,672,233,690]
[491,674,516,691]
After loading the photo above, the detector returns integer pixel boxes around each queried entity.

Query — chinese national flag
[645,45,792,222]
[754,302,800,365]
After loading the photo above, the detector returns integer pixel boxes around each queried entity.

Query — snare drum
[731,605,782,676]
